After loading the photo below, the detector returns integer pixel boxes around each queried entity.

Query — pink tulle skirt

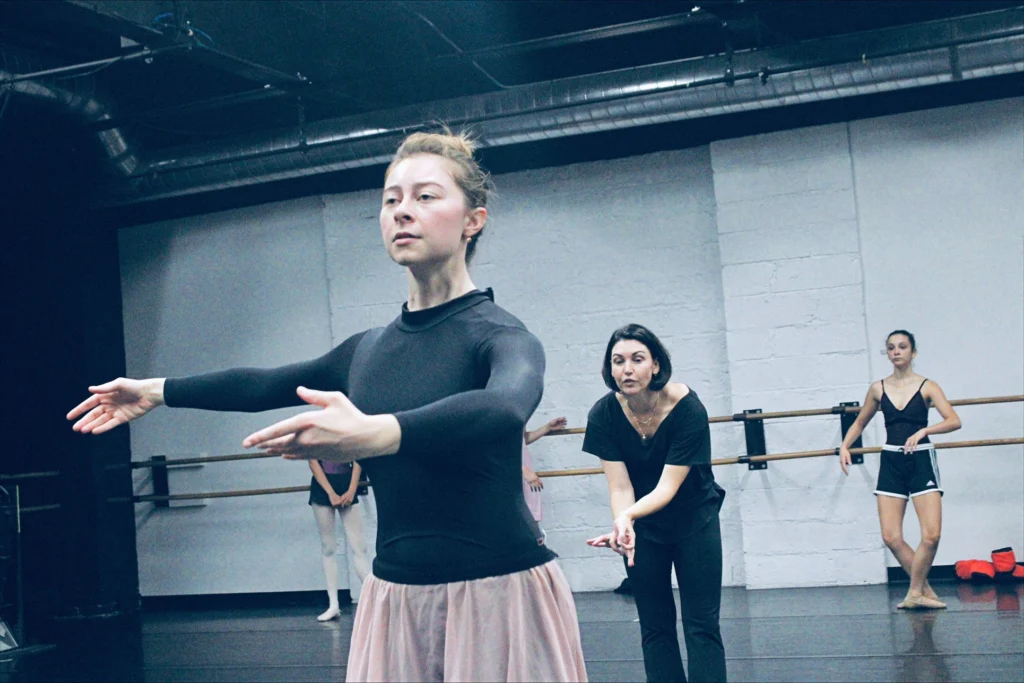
[346,560,587,682]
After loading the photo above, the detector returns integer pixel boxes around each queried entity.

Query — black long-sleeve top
[164,289,556,584]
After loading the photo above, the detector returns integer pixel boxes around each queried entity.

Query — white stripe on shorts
[881,443,936,453]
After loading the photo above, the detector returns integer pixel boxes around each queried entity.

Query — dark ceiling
[2,0,1019,154]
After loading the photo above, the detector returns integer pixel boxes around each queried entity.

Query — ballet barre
[121,436,1024,504]
[544,394,1024,435]
[0,472,61,482]
[117,393,1023,472]
[538,437,1024,477]
[7,395,1020,510]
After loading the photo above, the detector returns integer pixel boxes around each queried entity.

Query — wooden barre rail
[123,436,1022,503]
[130,485,310,504]
[0,471,61,482]
[551,394,1024,433]
[129,451,279,469]
[19,504,61,514]
[125,394,1024,470]
[714,394,1024,424]
[539,437,1024,476]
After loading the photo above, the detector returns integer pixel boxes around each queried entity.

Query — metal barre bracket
[737,455,765,469]
[836,401,864,465]
[151,456,169,508]
[742,409,768,470]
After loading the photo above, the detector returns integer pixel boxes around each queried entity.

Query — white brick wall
[492,149,742,590]
[121,197,339,596]
[711,123,885,590]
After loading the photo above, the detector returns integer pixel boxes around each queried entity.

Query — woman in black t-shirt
[584,324,726,683]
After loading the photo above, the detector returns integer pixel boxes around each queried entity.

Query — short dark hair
[601,324,673,392]
[886,329,917,352]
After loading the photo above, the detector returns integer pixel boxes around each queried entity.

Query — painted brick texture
[711,123,885,589]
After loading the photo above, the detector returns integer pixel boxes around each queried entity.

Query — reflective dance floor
[2,582,1021,682]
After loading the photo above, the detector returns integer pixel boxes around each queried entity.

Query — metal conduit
[99,8,1024,205]
[4,9,1021,205]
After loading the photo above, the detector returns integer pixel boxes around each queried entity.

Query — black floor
[2,582,1022,682]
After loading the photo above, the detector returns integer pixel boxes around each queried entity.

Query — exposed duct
[36,8,1024,206]
[0,48,141,176]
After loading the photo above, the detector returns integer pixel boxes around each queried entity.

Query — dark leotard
[880,378,931,446]
[875,378,941,498]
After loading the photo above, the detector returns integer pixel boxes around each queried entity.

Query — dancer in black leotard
[67,130,587,682]
[876,379,942,498]
[839,330,961,610]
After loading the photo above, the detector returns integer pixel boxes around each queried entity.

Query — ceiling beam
[56,0,310,90]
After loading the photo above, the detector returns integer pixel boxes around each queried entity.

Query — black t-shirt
[164,289,556,584]
[582,388,724,543]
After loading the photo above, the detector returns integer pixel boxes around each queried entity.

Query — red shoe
[1014,562,1024,580]
[991,547,1017,574]
[970,560,996,581]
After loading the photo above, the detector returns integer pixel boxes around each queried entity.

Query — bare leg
[877,496,940,606]
[338,505,371,582]
[312,503,341,621]
[905,492,945,609]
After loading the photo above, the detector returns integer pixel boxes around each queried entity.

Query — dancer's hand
[586,533,624,555]
[67,378,165,435]
[243,387,400,462]
[523,467,544,491]
[839,445,852,475]
[612,514,636,567]
[332,490,355,508]
[904,430,926,454]
[546,416,568,431]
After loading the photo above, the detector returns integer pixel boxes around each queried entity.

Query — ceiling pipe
[0,46,142,176]
[84,7,1024,206]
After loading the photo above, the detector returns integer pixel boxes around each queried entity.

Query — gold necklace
[627,392,661,442]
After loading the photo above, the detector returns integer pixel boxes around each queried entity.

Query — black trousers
[625,514,727,683]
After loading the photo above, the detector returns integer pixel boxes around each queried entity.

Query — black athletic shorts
[874,444,943,499]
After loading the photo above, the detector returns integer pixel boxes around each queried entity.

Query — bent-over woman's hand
[67,378,164,435]
[586,532,623,554]
[612,514,637,567]
[243,387,401,462]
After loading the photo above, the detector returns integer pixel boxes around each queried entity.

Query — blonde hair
[386,128,494,263]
